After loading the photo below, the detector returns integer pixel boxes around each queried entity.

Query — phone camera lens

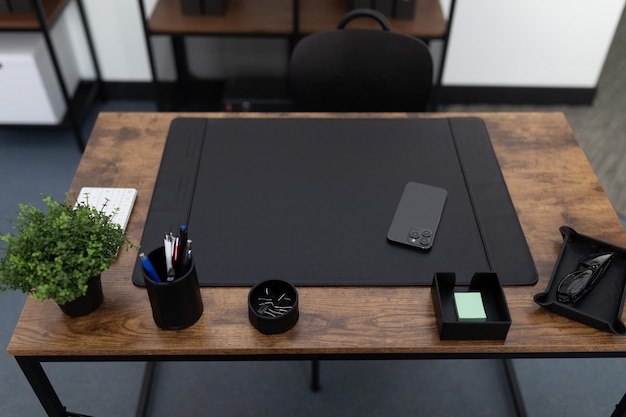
[421,229,432,238]
[419,237,430,245]
[409,230,421,239]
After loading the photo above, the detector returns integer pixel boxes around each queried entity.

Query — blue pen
[139,253,162,283]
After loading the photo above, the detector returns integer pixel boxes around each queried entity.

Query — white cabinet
[0,0,101,151]
[0,32,79,124]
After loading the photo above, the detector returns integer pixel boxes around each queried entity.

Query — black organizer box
[431,272,511,340]
[534,226,626,335]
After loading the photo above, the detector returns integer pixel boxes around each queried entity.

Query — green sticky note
[454,292,487,322]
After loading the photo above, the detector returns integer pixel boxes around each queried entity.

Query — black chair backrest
[289,9,434,112]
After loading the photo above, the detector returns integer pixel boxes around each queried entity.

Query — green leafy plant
[0,195,135,305]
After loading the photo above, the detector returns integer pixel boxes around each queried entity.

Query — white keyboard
[75,187,137,231]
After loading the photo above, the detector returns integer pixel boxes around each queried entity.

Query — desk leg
[311,360,320,392]
[611,392,626,417]
[15,357,81,417]
[503,359,528,417]
[136,362,158,417]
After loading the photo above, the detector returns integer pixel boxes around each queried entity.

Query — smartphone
[387,182,448,251]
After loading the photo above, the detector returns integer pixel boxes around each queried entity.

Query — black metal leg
[70,125,87,153]
[310,360,320,392]
[170,35,193,110]
[15,357,71,417]
[429,0,457,111]
[135,362,158,417]
[137,0,166,111]
[32,0,86,153]
[503,359,528,417]
[611,392,626,417]
[75,0,105,102]
[17,356,156,417]
[289,0,300,55]
[172,36,191,84]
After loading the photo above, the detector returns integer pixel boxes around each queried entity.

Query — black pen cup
[143,247,203,330]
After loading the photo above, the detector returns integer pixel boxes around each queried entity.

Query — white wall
[442,0,626,88]
[57,0,94,81]
[68,0,624,89]
[80,0,152,81]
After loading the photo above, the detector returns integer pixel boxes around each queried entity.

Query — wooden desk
[8,113,626,417]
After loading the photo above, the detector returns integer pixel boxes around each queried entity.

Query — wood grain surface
[0,0,67,29]
[149,0,294,34]
[148,0,445,37]
[299,0,446,37]
[8,112,626,358]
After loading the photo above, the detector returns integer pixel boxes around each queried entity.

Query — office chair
[288,9,434,112]
[290,10,435,392]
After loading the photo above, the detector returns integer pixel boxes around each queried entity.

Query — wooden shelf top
[0,0,68,30]
[149,0,294,35]
[148,0,446,38]
[299,0,446,38]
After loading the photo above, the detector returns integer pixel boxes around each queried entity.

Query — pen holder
[143,247,204,330]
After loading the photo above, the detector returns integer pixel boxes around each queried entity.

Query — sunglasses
[557,252,614,304]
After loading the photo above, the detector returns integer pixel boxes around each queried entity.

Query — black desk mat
[133,117,537,287]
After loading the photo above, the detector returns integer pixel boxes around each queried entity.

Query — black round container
[248,279,299,334]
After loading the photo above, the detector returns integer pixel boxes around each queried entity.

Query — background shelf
[0,0,67,29]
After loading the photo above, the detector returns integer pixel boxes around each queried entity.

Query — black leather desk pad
[132,117,537,287]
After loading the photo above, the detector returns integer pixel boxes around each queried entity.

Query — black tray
[534,226,626,335]
[432,272,511,340]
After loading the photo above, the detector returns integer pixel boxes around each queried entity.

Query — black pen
[180,239,192,275]
[177,225,188,270]
[175,225,188,277]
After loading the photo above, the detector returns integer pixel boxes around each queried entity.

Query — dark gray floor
[2,9,626,414]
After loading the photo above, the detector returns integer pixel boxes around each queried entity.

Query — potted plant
[0,195,135,317]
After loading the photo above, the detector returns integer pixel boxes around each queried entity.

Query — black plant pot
[58,275,103,317]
